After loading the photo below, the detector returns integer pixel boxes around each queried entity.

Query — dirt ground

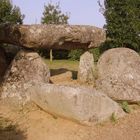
[0,98,140,140]
[0,62,140,140]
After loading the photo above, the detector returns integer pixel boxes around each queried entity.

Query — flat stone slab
[28,83,124,125]
[0,24,106,50]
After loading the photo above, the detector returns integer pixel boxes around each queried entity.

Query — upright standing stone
[78,51,95,84]
[1,50,50,101]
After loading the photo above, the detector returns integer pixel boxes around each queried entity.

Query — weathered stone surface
[1,50,50,101]
[97,48,140,103]
[28,83,124,125]
[78,51,95,84]
[0,47,7,83]
[0,24,105,50]
[50,71,72,84]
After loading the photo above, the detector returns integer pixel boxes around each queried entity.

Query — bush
[89,48,101,62]
[110,112,117,123]
[120,101,131,113]
[68,49,84,61]
[68,48,101,62]
[38,49,69,59]
[38,47,101,62]
[53,50,69,59]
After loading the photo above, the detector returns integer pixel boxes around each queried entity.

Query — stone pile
[2,25,137,125]
[0,49,125,125]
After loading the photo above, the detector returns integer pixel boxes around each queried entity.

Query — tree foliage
[102,0,140,52]
[0,0,24,64]
[68,49,84,61]
[41,2,69,24]
[0,0,24,24]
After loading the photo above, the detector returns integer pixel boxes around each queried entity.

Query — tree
[41,2,69,24]
[0,0,24,24]
[101,0,140,52]
[0,0,24,63]
[41,2,69,61]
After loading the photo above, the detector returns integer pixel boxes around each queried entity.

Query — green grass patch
[120,101,131,113]
[44,59,79,79]
[44,59,79,70]
[110,112,117,123]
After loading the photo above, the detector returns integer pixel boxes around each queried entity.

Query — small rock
[50,71,72,84]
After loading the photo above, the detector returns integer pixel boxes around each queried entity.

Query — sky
[12,0,105,28]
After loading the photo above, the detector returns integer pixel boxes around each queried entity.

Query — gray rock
[50,71,72,84]
[1,50,50,101]
[28,83,124,125]
[78,51,95,84]
[97,48,140,103]
[0,24,106,50]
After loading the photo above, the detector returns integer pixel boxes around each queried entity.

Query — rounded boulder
[96,48,140,103]
[1,50,50,101]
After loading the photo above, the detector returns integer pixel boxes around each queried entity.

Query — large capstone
[0,24,105,50]
[78,51,95,84]
[96,48,140,103]
[1,50,50,101]
[28,83,124,125]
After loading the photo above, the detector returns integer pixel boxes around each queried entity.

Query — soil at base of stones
[0,98,140,140]
[0,74,140,140]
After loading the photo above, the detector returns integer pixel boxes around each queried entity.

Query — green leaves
[41,2,69,25]
[0,0,24,24]
[120,101,131,113]
[103,0,140,52]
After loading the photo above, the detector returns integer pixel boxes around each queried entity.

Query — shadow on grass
[50,68,78,79]
[0,116,26,140]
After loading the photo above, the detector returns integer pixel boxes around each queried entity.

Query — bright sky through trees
[12,0,105,27]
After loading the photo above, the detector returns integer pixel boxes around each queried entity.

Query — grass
[110,112,117,123]
[44,59,79,71]
[120,101,131,113]
[43,59,98,80]
[44,59,79,79]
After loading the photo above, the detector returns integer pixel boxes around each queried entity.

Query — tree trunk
[50,49,53,62]
[0,24,106,50]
